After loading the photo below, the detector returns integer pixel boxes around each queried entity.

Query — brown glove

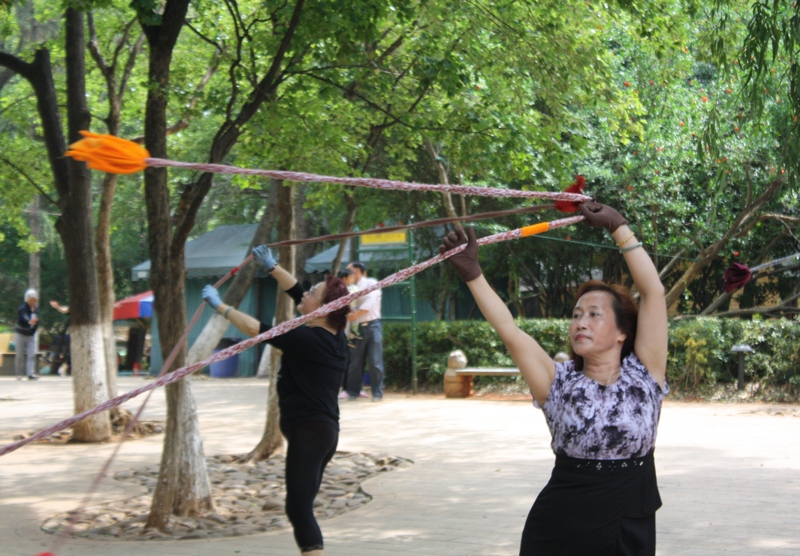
[578,201,628,233]
[439,227,482,282]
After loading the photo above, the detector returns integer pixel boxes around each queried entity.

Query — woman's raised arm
[579,202,668,386]
[440,228,555,405]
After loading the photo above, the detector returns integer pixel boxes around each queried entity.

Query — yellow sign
[361,231,407,245]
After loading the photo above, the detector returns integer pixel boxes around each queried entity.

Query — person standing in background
[345,262,384,402]
[14,289,40,380]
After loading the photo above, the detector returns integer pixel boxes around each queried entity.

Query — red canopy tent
[113,291,153,320]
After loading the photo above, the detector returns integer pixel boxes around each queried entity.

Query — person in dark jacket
[202,245,350,556]
[14,289,40,380]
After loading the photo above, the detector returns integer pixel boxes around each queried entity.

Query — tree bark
[332,193,357,273]
[28,195,40,292]
[294,183,312,283]
[139,0,214,531]
[247,182,295,462]
[424,137,460,221]
[61,9,110,442]
[0,15,111,441]
[88,13,144,399]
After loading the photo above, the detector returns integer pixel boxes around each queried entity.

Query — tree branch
[0,156,57,205]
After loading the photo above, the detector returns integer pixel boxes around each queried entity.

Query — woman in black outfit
[202,245,349,556]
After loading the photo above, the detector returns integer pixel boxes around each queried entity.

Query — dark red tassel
[555,175,585,213]
[722,262,752,293]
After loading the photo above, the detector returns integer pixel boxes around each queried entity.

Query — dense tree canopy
[0,0,798,330]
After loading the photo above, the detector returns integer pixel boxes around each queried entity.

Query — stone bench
[443,349,569,398]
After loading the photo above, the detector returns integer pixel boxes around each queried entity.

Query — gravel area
[41,451,412,541]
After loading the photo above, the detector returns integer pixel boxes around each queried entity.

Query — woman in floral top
[440,202,668,555]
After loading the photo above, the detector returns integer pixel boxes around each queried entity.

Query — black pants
[520,453,660,555]
[284,421,339,553]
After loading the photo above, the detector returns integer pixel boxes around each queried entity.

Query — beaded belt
[555,451,654,475]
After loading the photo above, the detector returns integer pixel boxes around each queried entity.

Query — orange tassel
[65,131,150,174]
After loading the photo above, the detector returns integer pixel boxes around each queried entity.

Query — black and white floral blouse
[537,352,668,460]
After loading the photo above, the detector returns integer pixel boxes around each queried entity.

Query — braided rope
[0,215,582,458]
[146,158,591,203]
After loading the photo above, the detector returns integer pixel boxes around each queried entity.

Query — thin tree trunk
[664,178,784,309]
[88,12,144,399]
[187,181,280,367]
[96,172,118,400]
[294,183,312,283]
[28,195,41,292]
[424,137,459,220]
[332,193,356,273]
[247,182,295,462]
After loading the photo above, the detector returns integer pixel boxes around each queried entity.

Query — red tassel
[555,175,585,213]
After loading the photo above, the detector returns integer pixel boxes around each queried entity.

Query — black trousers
[284,421,339,553]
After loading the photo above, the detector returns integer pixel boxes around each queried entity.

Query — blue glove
[252,245,277,271]
[202,285,222,309]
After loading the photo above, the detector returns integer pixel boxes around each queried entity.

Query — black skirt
[520,451,661,556]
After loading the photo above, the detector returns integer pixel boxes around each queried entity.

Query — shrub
[384,317,800,400]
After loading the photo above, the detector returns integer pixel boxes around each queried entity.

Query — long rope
[266,203,555,249]
[0,215,582,459]
[42,255,254,555]
[146,158,591,203]
[37,203,561,554]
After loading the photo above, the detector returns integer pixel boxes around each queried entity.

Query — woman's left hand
[578,201,627,233]
[202,285,222,309]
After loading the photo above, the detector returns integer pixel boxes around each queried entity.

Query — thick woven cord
[0,215,581,458]
[146,158,591,203]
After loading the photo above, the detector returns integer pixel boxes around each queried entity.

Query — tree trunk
[62,9,110,442]
[28,195,40,292]
[186,181,280,368]
[664,178,784,309]
[88,13,144,399]
[424,137,459,220]
[332,193,357,273]
[0,16,110,441]
[139,0,213,531]
[96,172,118,400]
[247,182,295,462]
[294,183,312,283]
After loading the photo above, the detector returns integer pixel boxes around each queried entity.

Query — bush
[384,317,800,400]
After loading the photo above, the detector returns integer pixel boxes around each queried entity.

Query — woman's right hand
[202,285,222,309]
[252,245,277,271]
[439,227,482,282]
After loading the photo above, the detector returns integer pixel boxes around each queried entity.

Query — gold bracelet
[615,231,636,247]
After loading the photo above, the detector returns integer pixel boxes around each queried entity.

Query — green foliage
[384,319,570,390]
[385,317,800,400]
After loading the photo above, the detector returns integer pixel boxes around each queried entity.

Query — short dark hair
[338,269,353,279]
[322,274,350,332]
[349,261,366,273]
[569,280,638,370]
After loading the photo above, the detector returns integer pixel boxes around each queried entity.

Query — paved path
[0,376,798,555]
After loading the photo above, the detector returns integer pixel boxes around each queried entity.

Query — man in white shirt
[344,262,384,401]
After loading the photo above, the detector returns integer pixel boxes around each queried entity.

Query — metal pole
[738,352,745,391]
[409,228,418,395]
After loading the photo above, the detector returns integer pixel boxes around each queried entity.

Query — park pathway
[0,376,798,555]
